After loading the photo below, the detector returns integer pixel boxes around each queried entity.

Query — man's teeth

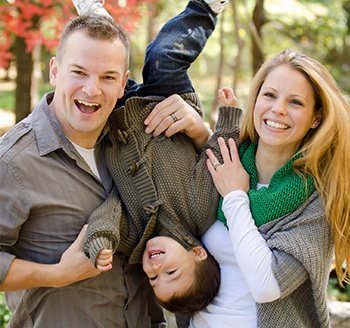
[76,100,100,114]
[77,100,99,107]
[150,251,164,259]
[266,120,288,130]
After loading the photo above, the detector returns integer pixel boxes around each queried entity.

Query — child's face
[142,236,206,301]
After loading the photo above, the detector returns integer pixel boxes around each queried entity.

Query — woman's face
[253,65,318,156]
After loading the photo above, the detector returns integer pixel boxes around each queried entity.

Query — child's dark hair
[157,249,220,315]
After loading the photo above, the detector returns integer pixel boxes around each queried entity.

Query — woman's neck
[255,144,295,184]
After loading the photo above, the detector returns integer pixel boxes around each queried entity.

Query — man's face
[49,30,129,148]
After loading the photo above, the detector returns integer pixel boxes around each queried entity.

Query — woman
[192,49,350,327]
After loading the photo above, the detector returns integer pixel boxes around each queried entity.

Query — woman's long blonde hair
[241,49,350,285]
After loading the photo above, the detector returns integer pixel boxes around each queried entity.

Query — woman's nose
[271,100,287,116]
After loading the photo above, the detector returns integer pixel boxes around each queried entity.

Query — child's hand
[96,249,113,272]
[218,87,238,107]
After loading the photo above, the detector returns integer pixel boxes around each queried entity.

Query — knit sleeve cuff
[215,106,242,131]
[83,235,116,268]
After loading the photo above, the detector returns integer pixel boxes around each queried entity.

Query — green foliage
[0,88,14,112]
[328,270,350,302]
[0,292,10,327]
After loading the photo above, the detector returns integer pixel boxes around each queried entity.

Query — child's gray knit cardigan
[83,93,241,264]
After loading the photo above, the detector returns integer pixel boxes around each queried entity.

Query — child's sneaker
[205,0,228,14]
[72,0,112,19]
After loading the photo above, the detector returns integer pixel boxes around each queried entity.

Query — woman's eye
[149,276,157,281]
[264,92,275,98]
[291,99,303,106]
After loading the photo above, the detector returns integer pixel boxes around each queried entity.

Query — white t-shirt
[68,139,101,181]
[190,189,280,328]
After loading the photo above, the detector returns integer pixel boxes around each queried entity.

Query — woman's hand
[206,137,250,197]
[144,94,211,149]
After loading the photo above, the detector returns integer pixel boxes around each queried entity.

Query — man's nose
[82,77,102,97]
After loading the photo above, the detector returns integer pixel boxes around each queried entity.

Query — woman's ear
[192,246,208,262]
[311,109,322,129]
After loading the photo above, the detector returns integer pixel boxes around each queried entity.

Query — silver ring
[213,162,221,169]
[170,113,179,123]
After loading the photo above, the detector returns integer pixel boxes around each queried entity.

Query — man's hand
[0,225,101,292]
[54,225,101,287]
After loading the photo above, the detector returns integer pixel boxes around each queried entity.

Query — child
[75,0,238,315]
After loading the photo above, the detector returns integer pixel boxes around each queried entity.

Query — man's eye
[73,70,84,76]
[104,76,116,80]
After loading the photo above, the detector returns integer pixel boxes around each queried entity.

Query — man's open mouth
[75,100,101,114]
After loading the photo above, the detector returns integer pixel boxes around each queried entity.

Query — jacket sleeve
[188,105,243,235]
[0,158,29,286]
[83,187,133,266]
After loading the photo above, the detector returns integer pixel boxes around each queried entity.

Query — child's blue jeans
[116,0,217,107]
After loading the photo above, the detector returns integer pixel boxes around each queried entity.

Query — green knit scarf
[217,140,315,229]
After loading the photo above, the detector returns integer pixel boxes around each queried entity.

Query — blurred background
[0,0,349,326]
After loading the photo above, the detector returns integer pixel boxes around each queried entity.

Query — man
[0,6,210,328]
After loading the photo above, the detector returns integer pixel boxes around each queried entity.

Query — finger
[97,249,113,260]
[144,98,168,125]
[218,89,228,106]
[206,158,217,177]
[96,256,113,266]
[206,148,219,165]
[144,95,181,132]
[96,263,113,272]
[228,138,239,161]
[217,137,231,164]
[74,224,88,249]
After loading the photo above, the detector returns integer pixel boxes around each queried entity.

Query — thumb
[74,224,88,247]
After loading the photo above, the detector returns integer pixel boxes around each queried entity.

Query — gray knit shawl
[257,191,333,327]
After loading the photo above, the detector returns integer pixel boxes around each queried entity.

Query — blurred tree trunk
[147,0,163,43]
[15,14,41,123]
[229,0,245,92]
[209,12,225,130]
[15,36,33,123]
[251,0,266,74]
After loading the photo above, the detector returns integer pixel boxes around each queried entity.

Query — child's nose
[152,263,162,272]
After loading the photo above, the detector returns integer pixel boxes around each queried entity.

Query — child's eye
[167,270,177,275]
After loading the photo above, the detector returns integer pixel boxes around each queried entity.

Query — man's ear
[118,70,130,99]
[192,246,208,262]
[49,57,58,87]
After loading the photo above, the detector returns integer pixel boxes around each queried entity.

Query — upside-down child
[74,0,240,316]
